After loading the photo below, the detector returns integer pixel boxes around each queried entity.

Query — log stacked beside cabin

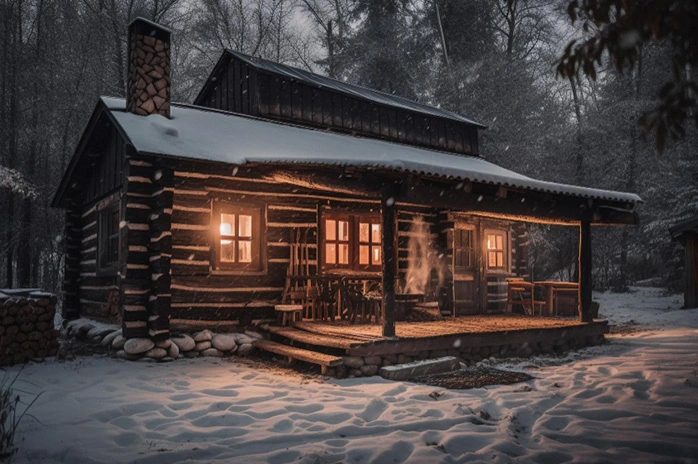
[126,18,171,118]
[0,290,59,366]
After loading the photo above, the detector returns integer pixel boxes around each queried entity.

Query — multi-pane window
[97,202,120,272]
[454,228,474,273]
[215,205,262,270]
[486,230,507,270]
[325,217,350,266]
[323,213,381,270]
[358,220,382,267]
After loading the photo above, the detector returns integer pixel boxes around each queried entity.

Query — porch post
[578,220,593,322]
[381,184,398,337]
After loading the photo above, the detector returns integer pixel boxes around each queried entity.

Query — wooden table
[534,281,579,316]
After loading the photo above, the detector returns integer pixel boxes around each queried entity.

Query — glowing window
[486,230,507,270]
[216,204,262,270]
[323,213,381,270]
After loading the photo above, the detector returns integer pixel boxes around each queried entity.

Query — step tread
[267,326,361,349]
[252,339,344,367]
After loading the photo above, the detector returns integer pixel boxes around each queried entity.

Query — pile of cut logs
[127,33,170,117]
[0,290,59,366]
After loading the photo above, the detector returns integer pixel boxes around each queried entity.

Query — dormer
[194,50,485,156]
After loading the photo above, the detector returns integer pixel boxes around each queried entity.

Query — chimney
[127,18,171,118]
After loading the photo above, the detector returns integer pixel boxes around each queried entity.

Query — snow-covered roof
[103,97,641,204]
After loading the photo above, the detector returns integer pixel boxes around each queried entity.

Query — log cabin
[52,18,641,343]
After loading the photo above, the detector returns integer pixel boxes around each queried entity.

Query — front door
[452,223,480,315]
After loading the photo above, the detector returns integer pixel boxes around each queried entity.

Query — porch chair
[339,278,380,323]
[314,278,338,321]
[506,278,546,316]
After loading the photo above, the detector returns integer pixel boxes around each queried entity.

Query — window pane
[496,251,503,267]
[325,243,336,264]
[338,244,349,264]
[221,214,235,236]
[238,240,252,263]
[359,245,369,264]
[110,209,119,232]
[359,223,369,242]
[239,214,252,238]
[371,224,381,243]
[372,246,381,265]
[487,234,495,250]
[108,236,119,262]
[326,220,336,240]
[220,240,235,262]
[338,221,349,241]
[496,235,503,249]
[488,251,496,267]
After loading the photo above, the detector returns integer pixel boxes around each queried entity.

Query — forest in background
[0,0,695,296]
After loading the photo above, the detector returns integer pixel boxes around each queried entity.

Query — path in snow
[7,287,698,463]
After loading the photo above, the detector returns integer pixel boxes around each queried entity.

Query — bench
[274,304,303,326]
[252,339,343,375]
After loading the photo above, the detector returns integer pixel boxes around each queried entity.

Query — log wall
[168,167,437,322]
[122,158,174,340]
[76,197,122,321]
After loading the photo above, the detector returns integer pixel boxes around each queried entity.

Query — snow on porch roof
[103,97,641,204]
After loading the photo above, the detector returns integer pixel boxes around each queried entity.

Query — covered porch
[268,163,640,338]
[254,314,609,376]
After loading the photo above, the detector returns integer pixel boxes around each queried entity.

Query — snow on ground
[6,287,698,463]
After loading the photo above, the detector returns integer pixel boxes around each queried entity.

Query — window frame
[212,202,265,273]
[453,225,476,274]
[321,212,382,272]
[322,213,352,269]
[484,228,509,272]
[96,200,121,275]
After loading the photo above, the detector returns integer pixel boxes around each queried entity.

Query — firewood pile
[127,33,170,117]
[0,290,59,366]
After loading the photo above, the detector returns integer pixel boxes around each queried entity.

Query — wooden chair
[506,278,545,315]
[314,278,338,321]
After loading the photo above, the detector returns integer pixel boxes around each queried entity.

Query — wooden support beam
[578,220,593,322]
[401,182,637,226]
[381,183,398,338]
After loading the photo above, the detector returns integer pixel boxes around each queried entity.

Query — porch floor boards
[293,314,585,340]
[267,325,370,349]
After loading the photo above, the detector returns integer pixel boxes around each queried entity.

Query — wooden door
[452,224,480,315]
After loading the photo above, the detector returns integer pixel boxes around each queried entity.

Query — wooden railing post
[578,220,593,322]
[381,184,398,337]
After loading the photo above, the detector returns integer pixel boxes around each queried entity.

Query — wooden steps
[253,339,343,375]
[293,321,383,342]
[267,326,361,350]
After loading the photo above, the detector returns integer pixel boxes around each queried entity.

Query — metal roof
[101,97,641,205]
[224,50,487,128]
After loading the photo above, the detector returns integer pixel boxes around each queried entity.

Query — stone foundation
[0,290,59,366]
[64,319,261,362]
[325,333,606,379]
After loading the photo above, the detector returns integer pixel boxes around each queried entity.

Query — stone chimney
[127,18,171,118]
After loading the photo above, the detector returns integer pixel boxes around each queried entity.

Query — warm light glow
[338,220,349,241]
[338,243,349,264]
[238,241,252,262]
[372,246,381,265]
[239,215,252,237]
[326,219,336,240]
